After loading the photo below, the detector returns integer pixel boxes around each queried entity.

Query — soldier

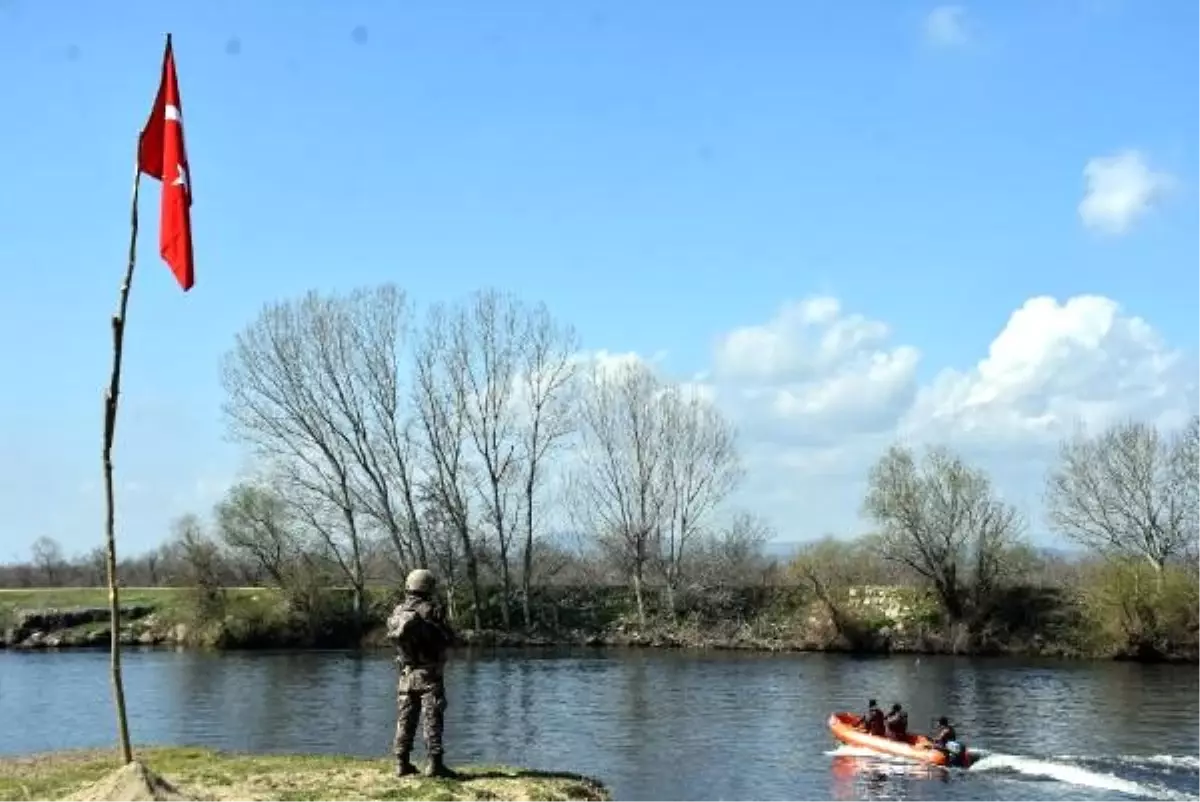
[387,568,457,778]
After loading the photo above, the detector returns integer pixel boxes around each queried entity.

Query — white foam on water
[969,752,1196,800]
[1135,756,1200,771]
[1053,755,1200,770]
[825,745,886,758]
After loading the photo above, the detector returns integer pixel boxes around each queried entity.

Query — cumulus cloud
[672,294,1195,541]
[923,5,970,47]
[708,297,920,447]
[1078,150,1174,235]
[904,296,1190,448]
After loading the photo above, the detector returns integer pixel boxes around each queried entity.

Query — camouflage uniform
[387,572,456,778]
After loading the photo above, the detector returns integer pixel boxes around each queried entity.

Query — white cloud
[1078,150,1174,235]
[707,297,920,448]
[923,5,970,47]
[904,296,1191,451]
[673,294,1195,541]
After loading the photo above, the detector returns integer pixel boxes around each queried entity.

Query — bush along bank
[2,580,1196,662]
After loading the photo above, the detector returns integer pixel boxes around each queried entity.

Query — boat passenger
[857,699,886,737]
[885,703,908,740]
[931,716,957,747]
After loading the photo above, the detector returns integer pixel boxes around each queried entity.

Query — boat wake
[826,745,1199,800]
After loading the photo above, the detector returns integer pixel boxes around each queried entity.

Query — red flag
[137,35,194,291]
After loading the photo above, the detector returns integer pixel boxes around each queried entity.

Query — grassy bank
[0,747,609,802]
[2,579,1195,662]
[0,584,828,653]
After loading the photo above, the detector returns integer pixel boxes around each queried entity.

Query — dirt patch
[65,762,191,802]
[183,765,603,802]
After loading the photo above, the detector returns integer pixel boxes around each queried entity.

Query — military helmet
[405,568,436,593]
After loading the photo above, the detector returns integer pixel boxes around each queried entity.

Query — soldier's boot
[424,754,457,779]
[395,755,419,777]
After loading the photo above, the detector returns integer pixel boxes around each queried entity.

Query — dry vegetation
[0,748,609,802]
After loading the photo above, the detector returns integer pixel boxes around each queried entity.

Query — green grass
[0,585,276,609]
[0,747,609,801]
[0,587,192,610]
[0,588,290,645]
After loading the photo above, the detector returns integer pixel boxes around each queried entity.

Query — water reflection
[517,660,536,750]
[828,755,949,801]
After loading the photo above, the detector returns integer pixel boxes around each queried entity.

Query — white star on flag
[173,164,188,193]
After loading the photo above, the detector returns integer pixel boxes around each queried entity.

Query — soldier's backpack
[386,606,420,642]
[386,602,444,646]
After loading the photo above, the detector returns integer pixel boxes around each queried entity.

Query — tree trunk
[340,500,365,634]
[632,564,646,627]
[522,476,536,631]
[498,548,512,629]
[664,574,676,620]
[459,525,483,631]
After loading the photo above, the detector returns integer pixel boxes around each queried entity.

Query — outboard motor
[944,740,968,768]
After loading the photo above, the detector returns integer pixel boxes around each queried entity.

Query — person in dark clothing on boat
[931,716,969,766]
[858,699,886,737]
[885,703,909,741]
[932,716,957,747]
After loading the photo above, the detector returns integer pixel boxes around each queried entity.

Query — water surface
[1,648,1196,800]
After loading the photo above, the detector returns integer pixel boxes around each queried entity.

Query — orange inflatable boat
[827,713,973,768]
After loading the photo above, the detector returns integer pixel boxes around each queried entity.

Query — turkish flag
[137,35,194,291]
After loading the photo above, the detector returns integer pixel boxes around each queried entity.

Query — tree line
[791,416,1198,656]
[3,286,758,631]
[4,284,1196,657]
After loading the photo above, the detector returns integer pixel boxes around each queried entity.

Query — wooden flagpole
[101,154,142,765]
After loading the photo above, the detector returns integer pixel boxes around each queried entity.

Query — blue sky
[0,0,1195,558]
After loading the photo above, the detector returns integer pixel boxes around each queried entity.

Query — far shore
[2,585,1196,664]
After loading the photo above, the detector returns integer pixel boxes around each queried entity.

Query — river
[1,648,1196,801]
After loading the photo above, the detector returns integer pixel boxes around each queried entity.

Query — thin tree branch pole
[102,157,141,766]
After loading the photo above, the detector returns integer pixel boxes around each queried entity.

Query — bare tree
[1046,417,1199,588]
[414,304,484,630]
[656,386,743,613]
[215,482,299,587]
[168,514,227,616]
[516,304,578,629]
[420,500,463,623]
[144,549,161,587]
[451,290,524,628]
[30,536,64,586]
[572,360,672,626]
[84,546,109,586]
[351,286,429,569]
[296,286,429,573]
[863,445,1024,623]
[277,460,368,622]
[689,510,772,590]
[221,293,368,626]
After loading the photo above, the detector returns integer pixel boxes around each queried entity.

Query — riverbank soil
[0,747,610,802]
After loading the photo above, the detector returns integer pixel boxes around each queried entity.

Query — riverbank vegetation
[2,286,1196,662]
[0,747,608,801]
